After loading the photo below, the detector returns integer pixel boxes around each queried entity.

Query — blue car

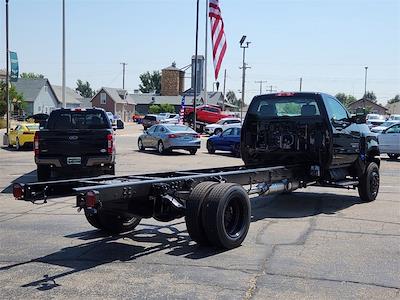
[207,126,241,157]
[138,124,201,155]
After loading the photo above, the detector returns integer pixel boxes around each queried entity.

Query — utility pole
[240,36,250,121]
[255,80,267,95]
[121,62,127,90]
[5,0,10,135]
[62,0,66,108]
[299,77,302,92]
[363,66,368,110]
[222,69,227,111]
[267,85,277,93]
[193,0,200,131]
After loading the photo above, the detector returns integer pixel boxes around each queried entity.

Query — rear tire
[202,183,251,249]
[207,140,215,154]
[158,140,165,154]
[185,181,219,245]
[37,165,51,181]
[358,162,379,202]
[189,149,197,155]
[85,210,142,233]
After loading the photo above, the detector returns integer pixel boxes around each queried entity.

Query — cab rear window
[47,110,110,130]
[248,95,321,117]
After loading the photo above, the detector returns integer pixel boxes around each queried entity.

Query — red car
[184,105,234,125]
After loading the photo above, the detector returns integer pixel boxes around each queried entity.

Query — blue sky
[1,0,399,104]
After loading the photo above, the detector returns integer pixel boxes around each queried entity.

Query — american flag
[209,0,227,80]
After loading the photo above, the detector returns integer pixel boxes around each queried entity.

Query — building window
[100,92,106,104]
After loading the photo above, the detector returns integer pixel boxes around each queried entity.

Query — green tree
[139,71,161,94]
[387,95,400,104]
[335,93,357,108]
[159,104,175,113]
[364,91,377,103]
[148,104,162,114]
[0,81,26,116]
[20,72,45,79]
[75,79,95,98]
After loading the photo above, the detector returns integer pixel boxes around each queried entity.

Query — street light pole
[5,0,10,135]
[240,36,250,121]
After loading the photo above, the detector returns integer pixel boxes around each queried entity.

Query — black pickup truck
[15,92,380,249]
[34,108,116,181]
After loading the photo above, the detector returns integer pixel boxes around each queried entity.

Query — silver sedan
[138,124,201,155]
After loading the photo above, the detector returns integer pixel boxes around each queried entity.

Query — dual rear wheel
[185,181,251,249]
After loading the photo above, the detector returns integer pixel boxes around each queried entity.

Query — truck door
[323,96,360,166]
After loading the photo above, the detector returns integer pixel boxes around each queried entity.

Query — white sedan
[378,123,400,159]
[204,117,242,135]
[371,120,400,133]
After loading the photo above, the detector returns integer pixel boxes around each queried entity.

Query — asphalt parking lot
[0,123,399,299]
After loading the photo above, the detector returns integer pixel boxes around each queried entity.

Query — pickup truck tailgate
[39,130,110,157]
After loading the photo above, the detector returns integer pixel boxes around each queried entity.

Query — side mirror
[350,114,366,124]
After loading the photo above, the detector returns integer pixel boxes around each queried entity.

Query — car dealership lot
[0,124,399,299]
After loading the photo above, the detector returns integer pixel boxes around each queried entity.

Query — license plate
[67,157,81,165]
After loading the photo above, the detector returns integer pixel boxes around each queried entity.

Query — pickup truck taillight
[107,133,114,154]
[34,132,39,155]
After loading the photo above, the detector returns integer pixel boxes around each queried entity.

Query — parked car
[388,114,400,121]
[138,124,200,155]
[34,108,115,181]
[204,117,242,135]
[184,105,235,125]
[370,120,400,133]
[378,123,400,159]
[142,114,164,129]
[160,114,180,124]
[106,112,117,130]
[206,126,241,157]
[6,123,40,150]
[366,114,386,128]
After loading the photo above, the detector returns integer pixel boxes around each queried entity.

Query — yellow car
[7,123,40,150]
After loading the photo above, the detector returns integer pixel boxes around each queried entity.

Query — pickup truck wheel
[138,138,145,151]
[388,153,399,160]
[158,141,165,154]
[207,141,215,154]
[214,128,222,135]
[85,210,142,233]
[202,183,251,249]
[37,165,51,181]
[185,181,219,245]
[358,162,379,203]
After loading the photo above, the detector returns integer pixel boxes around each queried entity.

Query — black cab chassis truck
[13,93,380,249]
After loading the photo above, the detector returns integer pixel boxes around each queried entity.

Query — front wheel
[138,138,145,151]
[207,141,215,154]
[189,149,197,155]
[358,162,379,202]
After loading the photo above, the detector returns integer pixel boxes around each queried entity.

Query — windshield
[25,124,40,131]
[166,125,194,132]
[248,95,321,117]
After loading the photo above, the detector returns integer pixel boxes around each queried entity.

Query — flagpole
[193,0,200,131]
[204,0,209,105]
[5,0,10,135]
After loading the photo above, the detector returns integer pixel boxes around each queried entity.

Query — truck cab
[241,92,379,182]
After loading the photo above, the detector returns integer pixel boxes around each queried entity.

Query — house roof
[93,87,136,105]
[52,85,83,104]
[13,78,53,103]
[349,98,388,111]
